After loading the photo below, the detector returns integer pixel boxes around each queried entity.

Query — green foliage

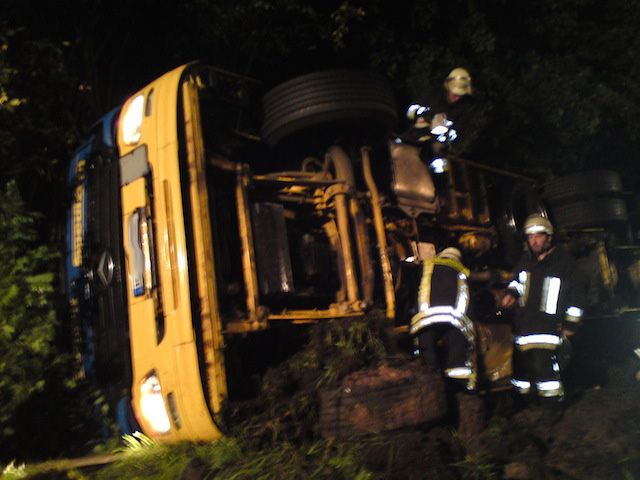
[0,182,59,434]
[0,57,21,115]
[314,314,394,388]
[469,0,640,179]
[450,455,500,480]
[0,22,23,183]
[0,13,82,213]
[0,22,24,113]
[1,460,26,479]
[118,432,157,453]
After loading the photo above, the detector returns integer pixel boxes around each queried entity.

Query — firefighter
[501,214,585,408]
[410,247,477,390]
[405,67,475,148]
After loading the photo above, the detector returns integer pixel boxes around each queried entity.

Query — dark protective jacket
[411,86,477,147]
[507,245,585,337]
[410,257,477,389]
[506,245,586,398]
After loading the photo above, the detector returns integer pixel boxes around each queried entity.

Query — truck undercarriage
[65,64,640,441]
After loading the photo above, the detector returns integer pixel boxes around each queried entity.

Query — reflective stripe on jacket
[507,246,585,334]
[410,257,472,341]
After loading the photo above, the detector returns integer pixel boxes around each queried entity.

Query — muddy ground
[367,360,640,480]
[352,318,640,480]
[228,315,639,480]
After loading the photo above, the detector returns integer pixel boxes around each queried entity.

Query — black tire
[542,170,623,204]
[551,197,628,229]
[261,70,398,147]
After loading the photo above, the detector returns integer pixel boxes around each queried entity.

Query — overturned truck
[65,63,639,442]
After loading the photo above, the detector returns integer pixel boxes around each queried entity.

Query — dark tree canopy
[4,0,640,189]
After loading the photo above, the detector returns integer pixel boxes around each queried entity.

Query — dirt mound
[319,362,447,438]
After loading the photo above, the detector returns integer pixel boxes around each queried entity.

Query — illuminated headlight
[122,94,145,145]
[139,373,171,434]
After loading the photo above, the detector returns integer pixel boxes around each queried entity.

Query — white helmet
[523,214,554,236]
[445,68,472,96]
[437,247,463,263]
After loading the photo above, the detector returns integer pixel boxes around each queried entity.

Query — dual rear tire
[542,171,628,230]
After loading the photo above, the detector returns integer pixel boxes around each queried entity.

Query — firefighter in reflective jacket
[501,214,584,401]
[410,247,477,390]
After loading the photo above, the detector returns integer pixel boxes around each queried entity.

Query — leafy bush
[0,182,59,437]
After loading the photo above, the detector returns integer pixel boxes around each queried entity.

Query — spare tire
[262,70,398,148]
[551,197,628,229]
[542,170,623,204]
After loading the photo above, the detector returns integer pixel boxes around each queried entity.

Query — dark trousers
[512,347,564,399]
[417,325,468,371]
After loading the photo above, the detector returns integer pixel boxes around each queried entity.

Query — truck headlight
[139,373,171,434]
[122,94,145,145]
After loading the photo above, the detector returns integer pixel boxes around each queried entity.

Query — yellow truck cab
[114,63,393,440]
[117,65,228,441]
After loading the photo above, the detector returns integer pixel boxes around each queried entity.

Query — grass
[449,455,500,480]
[2,461,26,479]
[0,436,377,479]
[88,436,376,480]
